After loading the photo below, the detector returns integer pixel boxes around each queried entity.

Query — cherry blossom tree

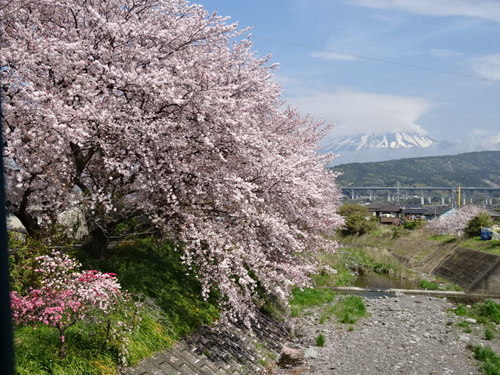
[426,205,487,236]
[1,0,344,323]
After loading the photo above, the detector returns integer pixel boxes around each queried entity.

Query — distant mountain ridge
[323,131,436,153]
[331,151,500,187]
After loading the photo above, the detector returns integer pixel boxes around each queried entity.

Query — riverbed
[275,293,496,375]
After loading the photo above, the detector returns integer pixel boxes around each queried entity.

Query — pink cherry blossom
[1,0,344,324]
[426,205,487,236]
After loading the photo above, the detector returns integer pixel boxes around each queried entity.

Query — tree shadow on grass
[79,238,220,338]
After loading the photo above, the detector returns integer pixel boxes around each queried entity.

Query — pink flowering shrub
[10,251,133,358]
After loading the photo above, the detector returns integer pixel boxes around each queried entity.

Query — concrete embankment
[372,234,500,295]
[432,247,500,294]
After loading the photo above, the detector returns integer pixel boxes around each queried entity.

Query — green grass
[315,334,325,347]
[80,238,220,338]
[459,237,500,255]
[15,324,117,375]
[454,304,468,316]
[429,234,459,244]
[485,328,495,340]
[340,244,404,277]
[320,295,367,325]
[15,311,171,374]
[428,233,500,255]
[419,280,439,290]
[13,238,220,374]
[312,252,357,287]
[473,346,500,375]
[452,300,500,374]
[453,300,500,324]
[290,287,336,317]
[469,300,500,324]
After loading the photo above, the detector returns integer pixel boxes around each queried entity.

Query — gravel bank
[275,293,500,375]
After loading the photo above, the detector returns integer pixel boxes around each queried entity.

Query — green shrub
[338,204,377,236]
[9,241,53,293]
[404,219,426,230]
[465,213,492,238]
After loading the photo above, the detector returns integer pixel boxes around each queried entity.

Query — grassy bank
[458,237,500,255]
[11,238,220,374]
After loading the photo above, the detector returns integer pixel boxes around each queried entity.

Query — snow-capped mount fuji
[322,131,436,154]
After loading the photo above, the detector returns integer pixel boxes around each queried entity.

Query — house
[422,206,454,220]
[367,203,386,217]
[370,204,451,225]
[401,206,428,222]
[374,205,403,225]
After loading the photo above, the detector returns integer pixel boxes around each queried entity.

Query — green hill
[331,151,500,187]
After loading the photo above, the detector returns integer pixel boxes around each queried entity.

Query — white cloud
[462,130,500,150]
[351,0,500,23]
[288,87,431,138]
[471,54,500,80]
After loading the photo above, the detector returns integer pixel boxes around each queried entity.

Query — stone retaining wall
[431,247,500,293]
[122,311,290,375]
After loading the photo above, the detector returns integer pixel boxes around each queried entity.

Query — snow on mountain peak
[321,131,436,154]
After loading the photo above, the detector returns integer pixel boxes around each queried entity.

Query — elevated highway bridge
[340,186,500,206]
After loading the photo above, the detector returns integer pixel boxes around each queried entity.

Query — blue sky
[196,0,500,160]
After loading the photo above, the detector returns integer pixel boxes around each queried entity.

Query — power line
[253,35,500,84]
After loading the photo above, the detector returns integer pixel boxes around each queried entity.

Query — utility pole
[396,181,400,205]
[0,87,15,374]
